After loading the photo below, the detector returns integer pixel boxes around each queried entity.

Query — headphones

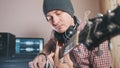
[54,16,79,43]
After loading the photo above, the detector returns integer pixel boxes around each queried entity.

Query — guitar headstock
[79,5,120,50]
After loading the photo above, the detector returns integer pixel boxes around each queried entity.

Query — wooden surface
[111,35,120,68]
[100,0,120,68]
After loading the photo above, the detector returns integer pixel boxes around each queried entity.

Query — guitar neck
[59,31,79,59]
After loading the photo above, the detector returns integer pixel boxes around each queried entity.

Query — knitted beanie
[43,0,74,17]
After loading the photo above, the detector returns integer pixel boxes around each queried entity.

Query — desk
[0,57,33,68]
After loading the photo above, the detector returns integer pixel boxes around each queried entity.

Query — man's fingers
[33,61,38,68]
[29,55,45,68]
[54,41,62,66]
[65,54,73,65]
[29,61,34,68]
[47,52,55,66]
[29,60,38,68]
[48,52,54,57]
[55,41,60,59]
[31,57,39,68]
[38,55,47,68]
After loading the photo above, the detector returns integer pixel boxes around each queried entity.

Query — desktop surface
[0,57,33,68]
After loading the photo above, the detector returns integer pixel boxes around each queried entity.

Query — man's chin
[57,30,66,34]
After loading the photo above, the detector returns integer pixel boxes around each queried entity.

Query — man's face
[46,10,74,33]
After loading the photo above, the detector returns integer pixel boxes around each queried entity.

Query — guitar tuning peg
[96,13,103,17]
[87,21,93,26]
[108,10,111,13]
[95,13,103,23]
[95,18,103,23]
[86,38,93,46]
[94,17,103,33]
[107,23,117,32]
[107,10,115,17]
[95,31,103,38]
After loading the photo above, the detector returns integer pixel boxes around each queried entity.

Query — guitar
[59,5,120,58]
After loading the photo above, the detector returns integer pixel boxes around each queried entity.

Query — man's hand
[54,42,73,68]
[28,41,73,68]
[29,54,47,68]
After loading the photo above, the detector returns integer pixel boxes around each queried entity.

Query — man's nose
[52,15,59,25]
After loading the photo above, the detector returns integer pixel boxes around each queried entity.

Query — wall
[0,0,100,44]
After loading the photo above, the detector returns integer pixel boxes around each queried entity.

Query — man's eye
[47,17,52,21]
[56,11,62,15]
[56,13,61,15]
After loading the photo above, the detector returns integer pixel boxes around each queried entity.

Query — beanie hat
[43,0,74,17]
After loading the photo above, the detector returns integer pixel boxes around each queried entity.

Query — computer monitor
[0,37,44,68]
[15,37,44,58]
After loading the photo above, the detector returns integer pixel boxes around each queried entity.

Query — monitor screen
[15,38,44,56]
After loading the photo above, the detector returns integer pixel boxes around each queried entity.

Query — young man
[29,0,112,68]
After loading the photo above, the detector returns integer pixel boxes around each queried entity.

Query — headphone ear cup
[54,26,76,43]
[64,26,76,40]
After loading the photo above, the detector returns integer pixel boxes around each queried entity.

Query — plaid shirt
[70,40,112,68]
[69,21,112,68]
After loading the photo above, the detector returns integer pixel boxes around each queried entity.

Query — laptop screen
[15,37,44,57]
